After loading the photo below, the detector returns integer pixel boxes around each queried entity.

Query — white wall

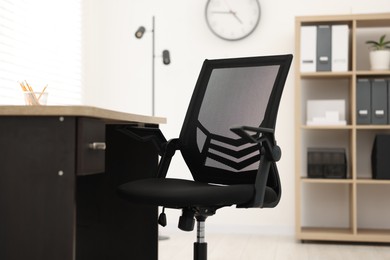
[83,0,390,236]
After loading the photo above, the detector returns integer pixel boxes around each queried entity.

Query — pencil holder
[24,92,48,105]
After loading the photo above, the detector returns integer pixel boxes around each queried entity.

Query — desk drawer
[76,118,106,175]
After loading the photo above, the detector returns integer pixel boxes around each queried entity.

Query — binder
[356,78,371,124]
[388,79,390,124]
[371,79,388,125]
[316,25,332,71]
[372,134,390,179]
[300,26,317,72]
[331,25,349,72]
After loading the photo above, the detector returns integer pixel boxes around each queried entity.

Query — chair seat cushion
[117,178,276,208]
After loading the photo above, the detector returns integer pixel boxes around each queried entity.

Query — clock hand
[211,10,243,24]
[230,10,243,24]
[222,0,243,24]
[211,11,232,14]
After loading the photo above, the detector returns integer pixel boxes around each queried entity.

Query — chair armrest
[118,126,180,178]
[118,126,167,155]
[232,126,282,208]
[157,138,181,178]
[230,126,281,162]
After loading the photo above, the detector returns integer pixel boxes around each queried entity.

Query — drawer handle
[88,142,106,150]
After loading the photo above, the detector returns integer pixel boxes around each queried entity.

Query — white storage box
[307,100,347,126]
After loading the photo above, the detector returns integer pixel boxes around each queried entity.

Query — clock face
[205,0,261,41]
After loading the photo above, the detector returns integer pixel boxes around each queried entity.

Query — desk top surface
[0,105,166,125]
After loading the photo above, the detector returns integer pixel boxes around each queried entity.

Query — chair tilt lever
[194,216,207,260]
[179,209,195,231]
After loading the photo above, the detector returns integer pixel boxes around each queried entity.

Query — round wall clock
[205,0,261,41]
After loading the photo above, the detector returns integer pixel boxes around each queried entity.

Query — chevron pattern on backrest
[197,124,260,172]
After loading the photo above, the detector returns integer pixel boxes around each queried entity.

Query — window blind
[0,0,82,105]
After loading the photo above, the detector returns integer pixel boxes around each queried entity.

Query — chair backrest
[179,55,292,185]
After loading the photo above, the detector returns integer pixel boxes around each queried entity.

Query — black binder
[372,134,390,179]
[316,25,332,71]
[356,78,371,124]
[371,79,387,125]
[388,79,390,124]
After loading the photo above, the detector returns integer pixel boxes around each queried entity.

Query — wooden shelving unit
[295,13,390,243]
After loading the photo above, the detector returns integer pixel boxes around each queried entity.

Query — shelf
[301,178,390,185]
[298,227,355,242]
[356,125,390,130]
[298,13,390,25]
[301,178,353,184]
[356,179,390,184]
[300,71,353,78]
[302,125,352,130]
[356,229,390,243]
[356,14,390,27]
[300,71,390,78]
[295,13,390,244]
[302,125,390,130]
[299,227,390,243]
[356,70,390,76]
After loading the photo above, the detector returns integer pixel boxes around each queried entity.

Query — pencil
[37,85,48,100]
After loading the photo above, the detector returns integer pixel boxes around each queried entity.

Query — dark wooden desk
[0,106,166,260]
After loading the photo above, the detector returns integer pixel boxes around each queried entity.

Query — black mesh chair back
[180,55,291,193]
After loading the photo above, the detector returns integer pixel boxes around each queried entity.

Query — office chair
[117,54,293,260]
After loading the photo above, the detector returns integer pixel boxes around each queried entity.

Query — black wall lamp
[135,16,171,116]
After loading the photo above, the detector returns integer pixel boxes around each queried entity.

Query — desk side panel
[0,116,76,260]
[76,124,158,260]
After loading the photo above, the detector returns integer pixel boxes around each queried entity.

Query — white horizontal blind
[0,0,82,105]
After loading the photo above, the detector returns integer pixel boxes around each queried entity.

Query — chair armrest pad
[230,126,274,143]
[118,126,167,155]
[230,126,281,162]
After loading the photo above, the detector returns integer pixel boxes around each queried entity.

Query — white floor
[158,231,390,260]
